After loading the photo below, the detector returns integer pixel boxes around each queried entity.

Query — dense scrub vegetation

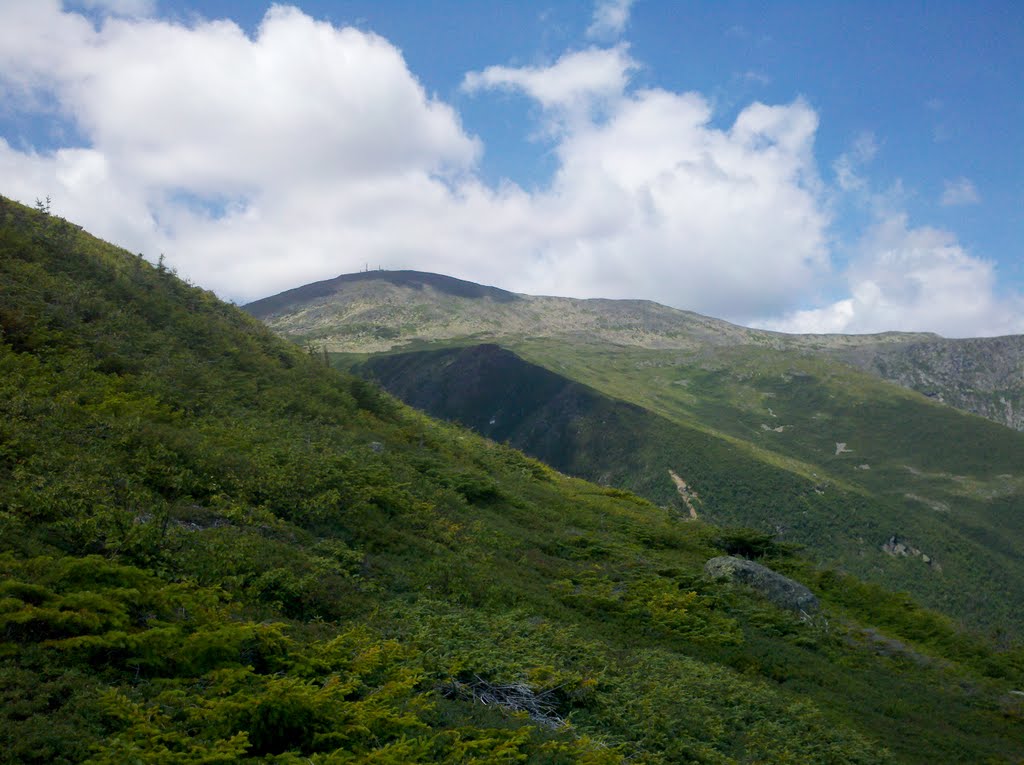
[358,342,1024,637]
[1,196,1023,763]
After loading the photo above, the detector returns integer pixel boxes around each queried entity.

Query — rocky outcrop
[704,556,819,613]
[833,336,1024,431]
[882,535,941,571]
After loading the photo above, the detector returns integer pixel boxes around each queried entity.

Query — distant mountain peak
[245,269,518,319]
[245,267,1024,431]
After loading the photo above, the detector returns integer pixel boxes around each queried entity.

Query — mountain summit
[245,269,1024,431]
[245,269,520,321]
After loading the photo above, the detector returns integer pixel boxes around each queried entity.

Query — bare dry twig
[440,675,566,728]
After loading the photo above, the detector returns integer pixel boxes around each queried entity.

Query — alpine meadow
[2,195,1023,764]
[4,0,1024,762]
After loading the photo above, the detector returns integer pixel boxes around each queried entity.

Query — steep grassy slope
[358,342,1024,637]
[247,269,1024,431]
[2,197,1024,764]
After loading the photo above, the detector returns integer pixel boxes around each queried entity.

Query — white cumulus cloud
[460,48,830,318]
[514,91,829,318]
[762,214,1024,337]
[462,45,637,122]
[0,3,1017,337]
[0,3,482,294]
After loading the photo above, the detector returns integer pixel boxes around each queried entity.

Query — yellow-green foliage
[1,196,1022,764]
[502,338,1024,637]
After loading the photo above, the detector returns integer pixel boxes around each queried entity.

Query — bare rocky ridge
[245,270,1024,430]
[832,337,1024,431]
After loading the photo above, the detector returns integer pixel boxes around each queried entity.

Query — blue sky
[0,0,1021,336]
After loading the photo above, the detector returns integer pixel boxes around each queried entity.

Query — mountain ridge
[245,269,1023,431]
[244,269,1024,638]
[244,268,941,347]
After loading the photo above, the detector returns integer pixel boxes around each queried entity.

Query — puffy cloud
[587,0,634,40]
[462,46,636,121]
[941,177,981,206]
[0,4,481,295]
[514,92,829,318]
[461,48,829,319]
[0,2,90,100]
[762,214,1024,337]
[779,134,1019,337]
[0,3,1013,336]
[0,138,157,255]
[37,5,476,188]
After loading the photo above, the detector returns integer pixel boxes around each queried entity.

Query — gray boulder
[704,556,819,613]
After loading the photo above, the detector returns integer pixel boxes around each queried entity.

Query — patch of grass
[2,195,1023,764]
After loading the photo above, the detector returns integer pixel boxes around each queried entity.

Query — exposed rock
[833,336,1024,431]
[704,555,819,613]
[882,535,941,570]
[368,441,385,453]
[882,535,919,557]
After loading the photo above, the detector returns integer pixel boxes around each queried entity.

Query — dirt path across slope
[668,470,699,520]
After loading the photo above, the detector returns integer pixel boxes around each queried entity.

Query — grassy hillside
[357,342,1024,638]
[247,269,1024,431]
[529,339,1024,636]
[2,196,1023,764]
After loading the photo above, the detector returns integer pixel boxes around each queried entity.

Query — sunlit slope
[359,341,1024,636]
[3,198,1023,764]
[247,269,1024,431]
